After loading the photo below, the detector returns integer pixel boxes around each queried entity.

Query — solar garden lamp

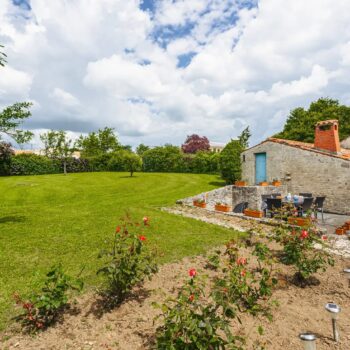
[299,333,317,350]
[343,268,350,287]
[325,302,341,342]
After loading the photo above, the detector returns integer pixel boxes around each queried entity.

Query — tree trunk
[63,160,67,175]
[130,170,133,177]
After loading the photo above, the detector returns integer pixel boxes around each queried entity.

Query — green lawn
[0,172,241,330]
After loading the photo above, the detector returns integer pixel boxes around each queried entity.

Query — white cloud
[50,88,80,107]
[1,0,350,148]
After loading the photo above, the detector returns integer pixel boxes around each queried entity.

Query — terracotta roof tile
[267,137,350,161]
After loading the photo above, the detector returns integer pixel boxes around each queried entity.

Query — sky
[1,0,350,149]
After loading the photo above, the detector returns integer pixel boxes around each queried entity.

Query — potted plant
[287,217,311,227]
[335,226,346,235]
[193,198,206,208]
[259,181,269,186]
[244,208,264,218]
[234,180,247,187]
[272,178,281,187]
[214,202,231,212]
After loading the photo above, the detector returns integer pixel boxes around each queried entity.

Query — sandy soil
[1,242,350,350]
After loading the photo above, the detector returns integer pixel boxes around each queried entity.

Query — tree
[136,143,150,156]
[0,142,14,175]
[238,126,251,149]
[0,44,7,67]
[275,98,350,142]
[75,127,121,157]
[181,134,210,154]
[40,130,73,175]
[0,102,33,145]
[219,140,243,184]
[122,152,142,177]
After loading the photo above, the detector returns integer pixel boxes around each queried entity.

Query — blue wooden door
[255,153,267,184]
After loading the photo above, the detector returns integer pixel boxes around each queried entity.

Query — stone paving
[163,204,350,258]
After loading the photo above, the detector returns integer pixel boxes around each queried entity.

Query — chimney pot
[314,120,341,154]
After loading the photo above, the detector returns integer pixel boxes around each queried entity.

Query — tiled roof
[267,137,350,160]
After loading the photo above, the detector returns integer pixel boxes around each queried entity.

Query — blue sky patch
[177,52,197,68]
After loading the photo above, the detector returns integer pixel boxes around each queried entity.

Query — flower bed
[287,217,311,227]
[193,200,206,208]
[244,209,264,218]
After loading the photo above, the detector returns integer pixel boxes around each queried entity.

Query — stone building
[241,120,350,214]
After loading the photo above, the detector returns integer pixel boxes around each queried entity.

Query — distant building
[209,141,226,153]
[13,149,81,158]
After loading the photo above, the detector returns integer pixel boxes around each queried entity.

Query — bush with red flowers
[213,252,277,320]
[274,225,334,285]
[97,214,158,306]
[14,264,83,332]
[154,269,244,350]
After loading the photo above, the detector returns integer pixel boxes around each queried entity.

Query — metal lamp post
[343,268,350,287]
[299,333,317,350]
[325,302,341,342]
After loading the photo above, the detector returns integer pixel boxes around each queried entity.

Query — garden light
[325,302,341,342]
[343,268,350,287]
[299,333,317,350]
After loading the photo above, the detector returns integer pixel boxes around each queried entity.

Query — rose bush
[97,214,158,306]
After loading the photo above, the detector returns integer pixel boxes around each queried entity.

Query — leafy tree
[219,140,243,184]
[0,102,33,145]
[76,127,120,157]
[275,98,350,142]
[120,145,132,152]
[238,126,251,149]
[40,130,73,175]
[181,134,210,154]
[136,143,150,156]
[0,44,7,67]
[0,142,14,175]
[121,152,142,177]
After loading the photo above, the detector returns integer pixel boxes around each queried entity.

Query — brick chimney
[314,120,341,154]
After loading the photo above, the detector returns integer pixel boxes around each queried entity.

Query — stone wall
[177,185,286,211]
[242,141,350,214]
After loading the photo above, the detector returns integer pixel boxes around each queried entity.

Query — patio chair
[265,198,282,218]
[297,197,314,216]
[233,202,248,213]
[314,196,326,222]
[299,193,312,197]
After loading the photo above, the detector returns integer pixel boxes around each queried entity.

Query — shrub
[86,153,113,172]
[60,157,90,173]
[0,141,14,175]
[14,264,83,331]
[213,256,277,319]
[9,154,60,175]
[274,225,334,285]
[219,140,243,184]
[154,269,244,350]
[142,145,185,172]
[97,215,158,306]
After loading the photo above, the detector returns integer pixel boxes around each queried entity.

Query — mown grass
[0,172,241,330]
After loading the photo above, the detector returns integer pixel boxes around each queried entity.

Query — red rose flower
[189,268,196,277]
[139,235,146,241]
[236,257,247,265]
[240,270,246,277]
[300,230,308,239]
[322,235,327,240]
[116,226,121,233]
[188,294,194,302]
